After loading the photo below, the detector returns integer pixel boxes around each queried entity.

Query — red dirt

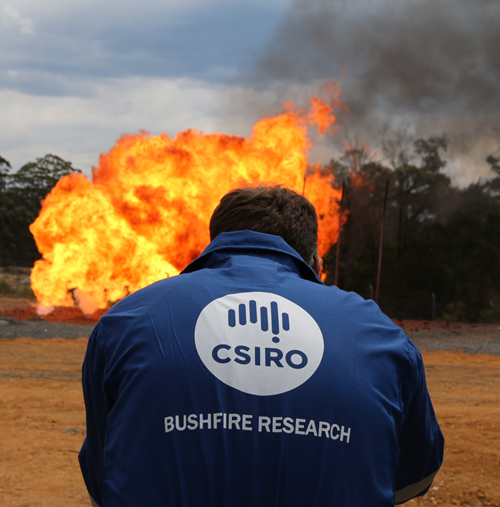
[0,298,106,324]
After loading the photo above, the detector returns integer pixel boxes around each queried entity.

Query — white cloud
[2,5,34,34]
[0,76,226,175]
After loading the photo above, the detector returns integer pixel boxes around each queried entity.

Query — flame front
[30,97,343,310]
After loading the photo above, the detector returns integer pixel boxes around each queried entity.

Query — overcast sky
[1,0,288,174]
[2,0,499,186]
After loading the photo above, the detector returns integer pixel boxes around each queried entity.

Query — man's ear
[313,257,323,277]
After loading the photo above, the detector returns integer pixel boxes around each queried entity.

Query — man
[79,184,444,507]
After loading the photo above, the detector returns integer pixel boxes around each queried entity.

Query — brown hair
[209,184,318,265]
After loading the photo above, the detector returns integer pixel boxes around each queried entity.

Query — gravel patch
[405,326,500,356]
[0,318,95,339]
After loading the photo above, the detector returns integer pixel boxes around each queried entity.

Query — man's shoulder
[316,286,415,357]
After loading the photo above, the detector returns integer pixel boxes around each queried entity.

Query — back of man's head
[209,184,318,265]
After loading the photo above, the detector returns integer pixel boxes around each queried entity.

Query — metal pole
[334,180,345,287]
[432,292,436,321]
[375,180,389,303]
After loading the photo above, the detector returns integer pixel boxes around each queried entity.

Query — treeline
[0,154,81,267]
[320,138,500,323]
[1,143,499,323]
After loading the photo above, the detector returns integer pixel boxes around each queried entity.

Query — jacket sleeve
[79,322,115,507]
[394,342,444,504]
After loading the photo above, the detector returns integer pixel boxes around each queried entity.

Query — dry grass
[0,268,35,300]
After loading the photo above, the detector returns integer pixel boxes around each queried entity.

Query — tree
[486,148,500,197]
[323,156,395,293]
[413,136,448,174]
[0,156,11,192]
[0,154,81,267]
[486,148,500,176]
[10,154,81,211]
[381,124,414,170]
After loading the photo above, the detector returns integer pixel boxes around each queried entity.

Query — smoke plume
[241,0,500,184]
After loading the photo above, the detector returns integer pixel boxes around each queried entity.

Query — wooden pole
[375,180,389,303]
[302,172,307,196]
[334,180,345,287]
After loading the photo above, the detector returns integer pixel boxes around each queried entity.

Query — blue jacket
[79,230,444,507]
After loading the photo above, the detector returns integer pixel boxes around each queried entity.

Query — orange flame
[30,96,343,310]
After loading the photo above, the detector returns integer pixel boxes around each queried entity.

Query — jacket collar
[181,230,323,285]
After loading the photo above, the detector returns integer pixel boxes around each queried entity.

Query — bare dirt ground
[0,299,499,506]
[0,338,89,506]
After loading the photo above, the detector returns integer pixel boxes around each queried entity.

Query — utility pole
[375,180,389,303]
[334,180,345,287]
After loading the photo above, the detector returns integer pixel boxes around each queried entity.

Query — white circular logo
[194,292,324,396]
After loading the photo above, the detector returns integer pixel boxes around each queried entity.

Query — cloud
[2,6,34,34]
[0,0,285,86]
[0,75,226,175]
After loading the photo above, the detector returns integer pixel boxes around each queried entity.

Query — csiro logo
[194,292,324,396]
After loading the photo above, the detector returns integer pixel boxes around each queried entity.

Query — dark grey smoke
[245,0,500,183]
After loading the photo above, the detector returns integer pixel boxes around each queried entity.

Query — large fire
[30,93,343,314]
